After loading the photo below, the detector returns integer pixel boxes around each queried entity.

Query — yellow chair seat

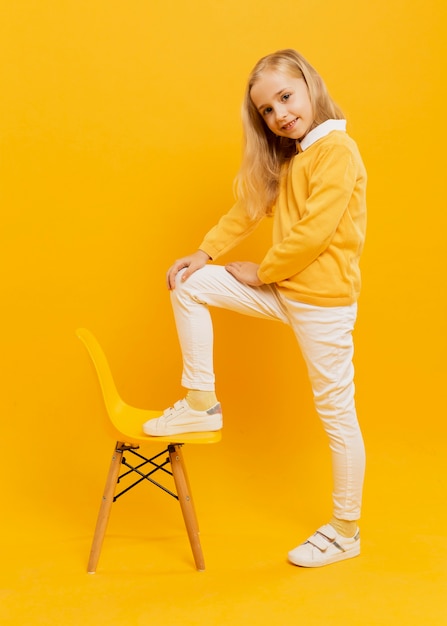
[90,401,222,446]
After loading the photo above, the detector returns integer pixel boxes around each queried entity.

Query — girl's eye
[263,107,273,116]
[282,93,291,101]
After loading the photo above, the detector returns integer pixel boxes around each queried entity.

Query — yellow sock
[330,517,358,538]
[186,389,218,411]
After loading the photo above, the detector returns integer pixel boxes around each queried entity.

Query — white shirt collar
[299,119,347,151]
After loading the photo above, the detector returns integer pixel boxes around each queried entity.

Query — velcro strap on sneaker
[307,525,338,552]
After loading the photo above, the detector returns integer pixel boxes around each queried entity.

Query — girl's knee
[171,266,212,302]
[177,265,223,291]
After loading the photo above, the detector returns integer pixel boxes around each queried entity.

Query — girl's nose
[276,107,287,121]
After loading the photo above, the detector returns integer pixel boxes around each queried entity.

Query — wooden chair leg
[87,442,125,574]
[168,444,205,571]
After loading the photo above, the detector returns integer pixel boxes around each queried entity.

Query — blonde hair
[235,49,344,219]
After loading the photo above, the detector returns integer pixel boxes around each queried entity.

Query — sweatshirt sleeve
[198,200,263,260]
[257,145,358,284]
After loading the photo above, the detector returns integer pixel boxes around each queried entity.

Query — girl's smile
[250,70,314,140]
[282,118,298,131]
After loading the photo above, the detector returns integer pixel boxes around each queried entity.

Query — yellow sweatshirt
[199,121,367,307]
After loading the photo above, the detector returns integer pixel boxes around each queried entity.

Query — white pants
[171,265,365,520]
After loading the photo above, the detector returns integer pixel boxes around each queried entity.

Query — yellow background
[1,0,446,624]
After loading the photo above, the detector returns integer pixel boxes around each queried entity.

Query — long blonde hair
[235,49,345,219]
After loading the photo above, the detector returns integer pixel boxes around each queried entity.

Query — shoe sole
[288,544,360,568]
[143,419,223,437]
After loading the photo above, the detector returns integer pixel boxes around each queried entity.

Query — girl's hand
[166,250,210,290]
[225,262,263,287]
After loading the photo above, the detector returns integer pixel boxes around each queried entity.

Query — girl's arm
[166,201,262,290]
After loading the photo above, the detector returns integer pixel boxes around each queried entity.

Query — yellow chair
[76,328,221,573]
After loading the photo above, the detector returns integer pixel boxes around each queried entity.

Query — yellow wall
[1,0,446,520]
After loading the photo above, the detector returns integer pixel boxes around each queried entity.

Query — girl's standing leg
[285,299,365,567]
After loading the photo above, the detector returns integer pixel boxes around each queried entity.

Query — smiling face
[250,70,315,141]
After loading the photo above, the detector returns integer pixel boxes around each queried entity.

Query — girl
[143,49,367,568]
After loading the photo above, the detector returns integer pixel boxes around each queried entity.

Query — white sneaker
[142,399,223,436]
[288,523,360,567]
